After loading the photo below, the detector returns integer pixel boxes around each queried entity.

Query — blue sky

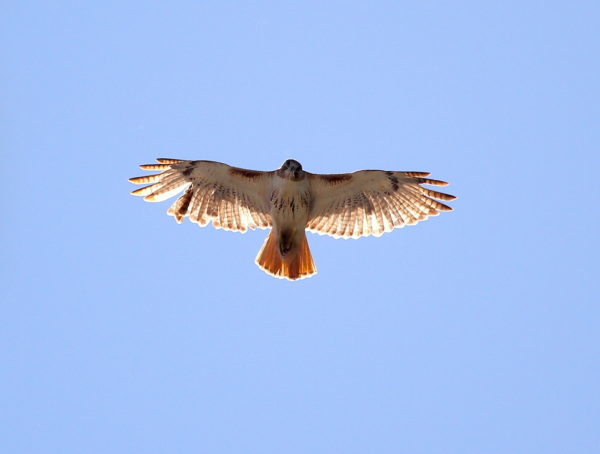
[2,1,599,453]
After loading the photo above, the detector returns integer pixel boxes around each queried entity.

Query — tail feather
[255,230,317,281]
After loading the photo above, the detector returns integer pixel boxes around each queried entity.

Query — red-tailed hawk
[130,159,455,280]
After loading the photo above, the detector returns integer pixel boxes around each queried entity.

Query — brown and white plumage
[130,159,273,231]
[305,169,454,239]
[130,158,456,280]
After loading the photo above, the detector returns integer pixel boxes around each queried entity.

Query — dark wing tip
[433,199,454,211]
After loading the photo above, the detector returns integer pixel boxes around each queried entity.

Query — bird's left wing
[130,159,273,232]
[306,170,456,239]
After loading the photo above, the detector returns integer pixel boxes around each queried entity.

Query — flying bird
[130,159,455,280]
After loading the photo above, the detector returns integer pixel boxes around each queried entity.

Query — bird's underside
[130,158,456,280]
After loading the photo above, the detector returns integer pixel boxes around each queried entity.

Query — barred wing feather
[306,170,456,239]
[130,159,273,232]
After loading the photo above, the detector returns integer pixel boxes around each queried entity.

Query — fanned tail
[255,230,317,281]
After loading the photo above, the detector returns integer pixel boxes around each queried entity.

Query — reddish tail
[255,230,317,281]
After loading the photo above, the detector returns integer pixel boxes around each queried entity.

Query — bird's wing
[130,159,273,232]
[306,170,455,238]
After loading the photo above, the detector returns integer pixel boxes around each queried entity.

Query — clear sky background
[2,1,599,453]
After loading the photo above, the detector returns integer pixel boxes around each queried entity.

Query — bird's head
[280,159,304,180]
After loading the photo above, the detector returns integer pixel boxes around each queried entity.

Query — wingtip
[156,158,183,164]
[129,175,160,184]
[139,163,171,170]
[418,178,449,186]
[404,171,431,177]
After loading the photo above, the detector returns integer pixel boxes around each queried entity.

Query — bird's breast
[270,178,312,226]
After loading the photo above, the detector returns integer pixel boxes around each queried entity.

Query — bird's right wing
[306,169,455,239]
[130,159,273,232]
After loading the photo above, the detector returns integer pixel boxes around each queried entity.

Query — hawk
[130,159,455,280]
